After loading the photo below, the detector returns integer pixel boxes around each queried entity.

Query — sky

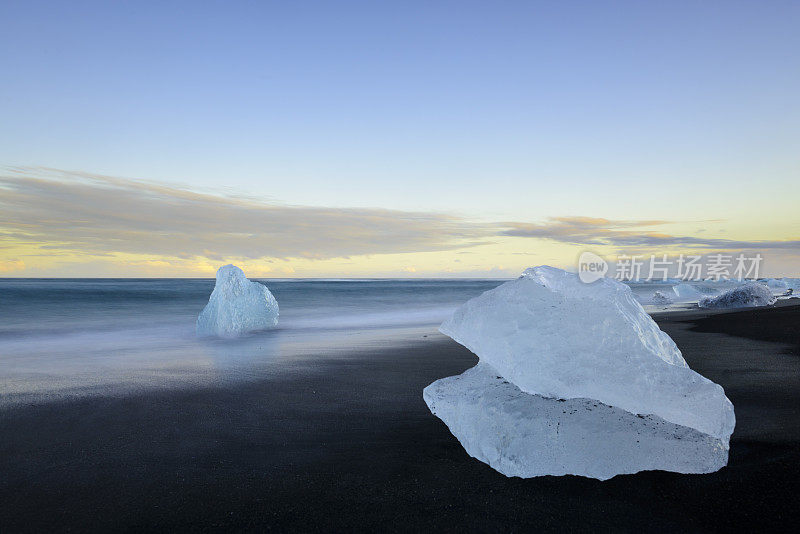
[1,1,798,277]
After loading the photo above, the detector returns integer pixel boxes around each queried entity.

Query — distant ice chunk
[782,278,800,296]
[672,282,716,302]
[764,278,789,295]
[439,266,734,440]
[783,278,800,290]
[652,290,673,305]
[196,265,279,338]
[424,363,729,480]
[699,282,776,309]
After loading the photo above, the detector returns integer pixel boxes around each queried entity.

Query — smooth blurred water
[0,278,504,403]
[1,277,791,404]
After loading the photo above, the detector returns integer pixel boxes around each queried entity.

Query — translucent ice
[196,265,279,338]
[439,266,734,441]
[424,363,729,480]
[652,290,673,305]
[764,278,789,295]
[699,282,776,309]
[672,282,716,302]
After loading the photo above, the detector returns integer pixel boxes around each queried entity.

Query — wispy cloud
[503,217,800,251]
[1,169,798,272]
[0,168,494,260]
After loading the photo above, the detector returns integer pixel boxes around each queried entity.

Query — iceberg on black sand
[699,282,776,309]
[424,266,735,480]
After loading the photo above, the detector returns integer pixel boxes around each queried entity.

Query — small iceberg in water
[196,264,279,338]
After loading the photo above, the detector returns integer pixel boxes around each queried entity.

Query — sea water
[0,279,503,403]
[0,277,780,404]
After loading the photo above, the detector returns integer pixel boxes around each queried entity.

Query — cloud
[1,169,797,273]
[0,168,494,261]
[503,217,800,251]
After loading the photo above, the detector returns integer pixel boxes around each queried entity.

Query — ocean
[1,277,789,405]
[0,278,503,404]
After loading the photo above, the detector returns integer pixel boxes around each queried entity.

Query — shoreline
[1,301,799,531]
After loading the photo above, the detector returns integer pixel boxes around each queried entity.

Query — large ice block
[439,266,734,441]
[424,363,729,480]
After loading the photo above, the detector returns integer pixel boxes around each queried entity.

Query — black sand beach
[2,302,800,532]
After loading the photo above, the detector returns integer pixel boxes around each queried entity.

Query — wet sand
[1,302,799,532]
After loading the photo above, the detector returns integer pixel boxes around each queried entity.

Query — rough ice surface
[699,282,776,309]
[764,278,790,295]
[427,266,735,479]
[439,266,734,441]
[196,265,279,338]
[652,290,673,305]
[424,363,729,480]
